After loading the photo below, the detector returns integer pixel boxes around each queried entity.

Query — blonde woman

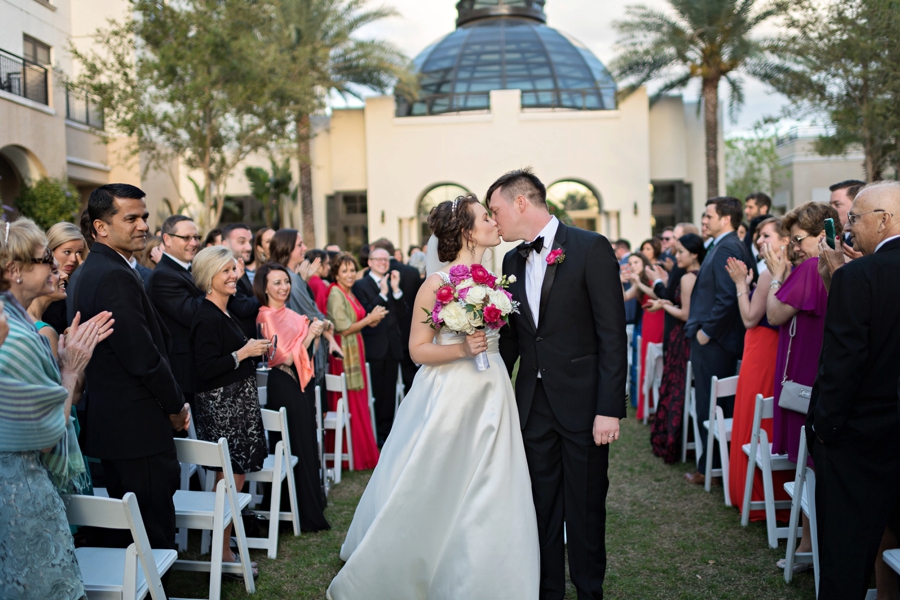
[41,222,87,333]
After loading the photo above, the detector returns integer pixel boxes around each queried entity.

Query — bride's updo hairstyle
[427,193,481,262]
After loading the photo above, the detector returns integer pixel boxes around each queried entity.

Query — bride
[327,194,539,599]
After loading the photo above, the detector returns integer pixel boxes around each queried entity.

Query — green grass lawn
[168,407,815,599]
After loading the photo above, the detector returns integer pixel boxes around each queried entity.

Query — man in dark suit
[684,196,751,485]
[371,237,423,394]
[352,246,407,445]
[491,169,627,600]
[73,183,190,551]
[147,215,203,403]
[742,192,772,258]
[220,223,259,339]
[806,182,900,600]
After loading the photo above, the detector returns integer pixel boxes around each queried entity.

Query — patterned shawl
[287,270,327,382]
[0,293,89,494]
[326,285,364,390]
[257,305,314,391]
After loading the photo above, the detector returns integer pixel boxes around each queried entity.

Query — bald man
[806,182,900,600]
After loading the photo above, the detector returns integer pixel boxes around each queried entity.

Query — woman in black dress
[190,246,270,569]
[254,263,331,531]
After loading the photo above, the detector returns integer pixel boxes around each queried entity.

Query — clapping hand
[59,311,114,377]
[759,242,790,282]
[725,257,752,288]
[660,256,675,272]
[389,270,401,294]
[644,264,667,286]
[378,274,390,296]
[645,299,669,313]
[367,305,388,327]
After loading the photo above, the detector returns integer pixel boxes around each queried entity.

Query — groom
[490,169,627,600]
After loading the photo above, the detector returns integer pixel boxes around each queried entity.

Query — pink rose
[484,274,497,288]
[458,286,471,300]
[470,263,492,285]
[546,249,565,265]
[431,301,443,325]
[504,290,513,300]
[483,304,502,324]
[435,285,455,304]
[449,264,471,285]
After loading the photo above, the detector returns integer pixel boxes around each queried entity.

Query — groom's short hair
[486,168,547,207]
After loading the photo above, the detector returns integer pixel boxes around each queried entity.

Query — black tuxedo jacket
[351,274,407,361]
[684,231,752,354]
[72,243,183,460]
[806,238,900,446]
[390,258,422,352]
[228,273,259,340]
[500,223,628,432]
[147,254,204,393]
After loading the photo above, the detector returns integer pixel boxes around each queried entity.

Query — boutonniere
[546,248,565,265]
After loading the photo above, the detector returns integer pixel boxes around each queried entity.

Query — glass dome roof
[396,2,617,117]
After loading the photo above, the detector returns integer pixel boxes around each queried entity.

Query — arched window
[546,180,602,232]
[417,183,470,244]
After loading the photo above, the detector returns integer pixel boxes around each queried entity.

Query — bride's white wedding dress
[327,306,539,599]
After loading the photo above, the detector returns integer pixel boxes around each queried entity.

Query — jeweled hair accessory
[451,197,461,214]
[3,222,8,245]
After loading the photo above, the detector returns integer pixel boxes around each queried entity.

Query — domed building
[309,0,720,261]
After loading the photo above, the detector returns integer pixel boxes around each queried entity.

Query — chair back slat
[760,395,775,420]
[65,494,132,529]
[174,437,225,468]
[259,407,283,432]
[325,373,342,393]
[714,375,740,398]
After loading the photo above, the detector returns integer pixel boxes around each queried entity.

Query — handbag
[777,316,813,414]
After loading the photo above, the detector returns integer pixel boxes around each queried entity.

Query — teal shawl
[0,293,89,495]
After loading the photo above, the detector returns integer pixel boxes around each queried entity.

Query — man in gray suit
[684,196,752,485]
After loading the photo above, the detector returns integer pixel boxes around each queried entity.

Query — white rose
[441,302,472,333]
[457,278,475,289]
[489,288,513,314]
[465,285,488,306]
[507,275,517,283]
[467,311,484,329]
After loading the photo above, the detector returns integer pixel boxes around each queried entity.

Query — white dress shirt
[164,252,191,271]
[115,250,139,271]
[525,216,560,328]
[369,271,403,301]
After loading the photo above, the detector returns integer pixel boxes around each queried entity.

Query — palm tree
[273,0,417,247]
[611,0,786,199]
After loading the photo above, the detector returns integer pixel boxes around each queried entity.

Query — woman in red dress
[326,253,384,470]
[725,217,790,522]
[623,251,663,420]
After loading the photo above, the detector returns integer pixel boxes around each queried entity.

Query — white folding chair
[681,360,700,464]
[703,375,739,502]
[783,427,819,593]
[66,492,176,600]
[314,385,330,497]
[741,394,796,547]
[171,437,255,598]
[641,342,664,425]
[241,407,301,558]
[323,372,354,484]
[175,419,207,552]
[365,362,378,439]
[883,549,900,576]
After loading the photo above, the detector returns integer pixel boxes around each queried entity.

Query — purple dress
[772,257,828,463]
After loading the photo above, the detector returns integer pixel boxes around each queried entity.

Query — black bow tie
[518,236,545,258]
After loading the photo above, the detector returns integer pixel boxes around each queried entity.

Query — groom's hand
[593,415,620,446]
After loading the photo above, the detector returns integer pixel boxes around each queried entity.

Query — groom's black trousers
[523,380,609,600]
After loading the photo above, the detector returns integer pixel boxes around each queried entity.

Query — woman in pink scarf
[255,263,330,531]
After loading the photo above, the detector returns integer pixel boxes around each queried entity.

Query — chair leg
[784,478,804,582]
[704,410,716,492]
[333,413,344,485]
[741,442,757,527]
[268,473,281,559]
[691,394,703,469]
[761,453,778,549]
[346,416,355,472]
[284,453,301,536]
[717,411,731,506]
[681,394,691,463]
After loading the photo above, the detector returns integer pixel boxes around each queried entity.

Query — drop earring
[16,278,22,284]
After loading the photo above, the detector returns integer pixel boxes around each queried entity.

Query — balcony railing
[66,88,104,129]
[0,48,48,105]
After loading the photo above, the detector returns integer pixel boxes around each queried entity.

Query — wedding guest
[725,217,791,523]
[371,237,422,397]
[269,229,343,389]
[27,268,68,358]
[658,227,676,269]
[254,262,330,531]
[830,179,867,233]
[245,226,274,282]
[737,221,749,241]
[136,234,162,286]
[352,247,406,445]
[220,223,259,339]
[190,245,268,571]
[684,196,753,485]
[640,237,662,263]
[408,245,427,278]
[0,218,112,600]
[743,192,772,258]
[806,183,900,599]
[648,233,704,462]
[326,252,383,470]
[306,248,331,313]
[74,183,190,551]
[623,252,661,421]
[761,202,837,564]
[147,215,203,403]
[41,222,86,334]
[204,228,223,247]
[616,239,639,404]
[650,223,699,352]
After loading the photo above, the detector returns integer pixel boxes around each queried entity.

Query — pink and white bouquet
[423,264,519,370]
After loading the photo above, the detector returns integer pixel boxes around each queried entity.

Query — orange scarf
[257,305,314,391]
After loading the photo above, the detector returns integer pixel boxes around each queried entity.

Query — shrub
[15,177,80,230]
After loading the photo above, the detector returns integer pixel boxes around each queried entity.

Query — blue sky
[348,0,795,136]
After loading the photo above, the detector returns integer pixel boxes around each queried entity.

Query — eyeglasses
[169,234,202,242]
[369,257,390,263]
[848,209,892,226]
[662,236,674,242]
[790,234,811,246]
